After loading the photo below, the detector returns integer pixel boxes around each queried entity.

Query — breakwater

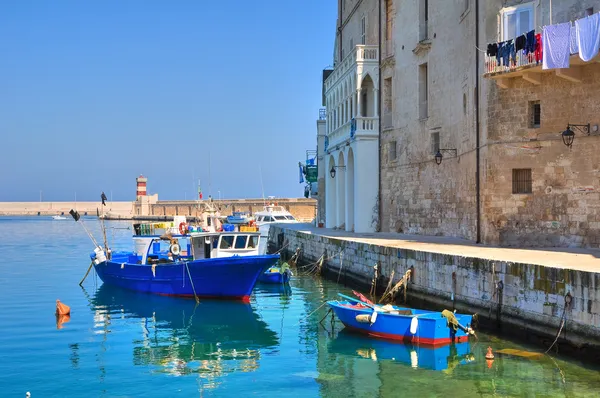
[268,224,600,360]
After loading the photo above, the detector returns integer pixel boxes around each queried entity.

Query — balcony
[483,43,597,88]
[326,116,379,151]
[324,45,379,91]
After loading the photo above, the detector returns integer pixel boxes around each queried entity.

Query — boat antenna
[259,164,266,205]
[69,209,100,248]
[208,151,212,198]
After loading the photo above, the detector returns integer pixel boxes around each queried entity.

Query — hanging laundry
[503,39,515,67]
[515,34,526,51]
[576,12,600,62]
[525,30,536,54]
[487,43,498,57]
[543,22,571,70]
[496,41,505,65]
[570,22,579,54]
[535,33,543,63]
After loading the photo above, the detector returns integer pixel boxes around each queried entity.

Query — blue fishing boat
[226,211,254,225]
[328,294,475,346]
[328,330,475,371]
[89,227,279,302]
[257,263,292,284]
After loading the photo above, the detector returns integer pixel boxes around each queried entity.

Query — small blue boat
[90,230,279,302]
[328,330,475,371]
[226,211,254,225]
[257,263,292,284]
[328,294,475,346]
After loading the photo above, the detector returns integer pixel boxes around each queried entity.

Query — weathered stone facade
[378,0,600,247]
[482,0,600,247]
[380,0,478,240]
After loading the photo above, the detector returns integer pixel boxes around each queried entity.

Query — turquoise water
[1,217,600,397]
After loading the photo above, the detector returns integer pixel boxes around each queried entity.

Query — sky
[0,0,336,202]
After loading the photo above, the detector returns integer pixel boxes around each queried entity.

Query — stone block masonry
[269,224,600,358]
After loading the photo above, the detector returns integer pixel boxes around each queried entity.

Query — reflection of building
[323,0,380,233]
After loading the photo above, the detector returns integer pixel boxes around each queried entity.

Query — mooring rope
[336,253,344,283]
[544,293,572,354]
[185,262,200,303]
[293,301,329,326]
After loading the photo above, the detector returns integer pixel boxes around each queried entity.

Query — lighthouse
[136,175,147,199]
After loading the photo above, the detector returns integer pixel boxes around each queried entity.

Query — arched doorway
[326,155,337,228]
[337,151,346,229]
[360,74,375,117]
[346,148,355,232]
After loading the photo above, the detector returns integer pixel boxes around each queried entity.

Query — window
[419,63,428,119]
[361,16,366,45]
[383,77,393,128]
[234,235,247,249]
[219,235,234,249]
[512,169,532,194]
[502,3,534,41]
[431,132,440,154]
[274,216,287,220]
[247,235,258,248]
[419,0,428,41]
[529,101,540,128]
[388,141,397,162]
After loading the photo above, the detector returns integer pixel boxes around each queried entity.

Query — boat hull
[328,301,473,346]
[257,268,290,284]
[93,254,280,301]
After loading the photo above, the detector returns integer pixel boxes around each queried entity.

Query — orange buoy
[485,347,495,368]
[56,299,70,316]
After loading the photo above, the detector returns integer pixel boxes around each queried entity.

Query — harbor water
[1,217,599,397]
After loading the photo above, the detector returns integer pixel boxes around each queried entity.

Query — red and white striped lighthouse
[136,175,147,198]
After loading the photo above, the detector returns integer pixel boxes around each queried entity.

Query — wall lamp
[330,165,346,178]
[561,123,590,148]
[434,149,457,165]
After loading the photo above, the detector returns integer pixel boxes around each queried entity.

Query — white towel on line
[576,12,600,62]
[543,22,571,70]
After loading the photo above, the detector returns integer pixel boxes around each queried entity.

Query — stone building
[323,0,380,233]
[378,0,600,248]
[481,0,600,247]
[379,0,479,240]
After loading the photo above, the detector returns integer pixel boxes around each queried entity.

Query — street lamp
[329,165,346,179]
[434,149,458,165]
[561,123,590,148]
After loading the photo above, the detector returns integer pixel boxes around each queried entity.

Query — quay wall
[0,201,134,217]
[0,198,317,222]
[269,225,600,356]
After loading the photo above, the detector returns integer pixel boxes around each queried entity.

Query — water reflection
[89,285,279,389]
[328,330,475,372]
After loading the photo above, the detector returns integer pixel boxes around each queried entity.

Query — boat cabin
[132,231,261,265]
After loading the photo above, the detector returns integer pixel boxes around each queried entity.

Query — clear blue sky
[0,0,336,202]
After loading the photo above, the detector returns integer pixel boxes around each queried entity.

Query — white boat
[254,204,298,254]
[52,215,67,220]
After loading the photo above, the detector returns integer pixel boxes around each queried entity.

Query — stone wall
[148,198,316,222]
[0,201,134,217]
[380,0,477,240]
[270,225,600,355]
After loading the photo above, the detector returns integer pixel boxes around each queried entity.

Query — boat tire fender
[179,222,188,235]
[170,243,181,256]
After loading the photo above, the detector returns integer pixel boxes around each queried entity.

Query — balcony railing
[327,116,379,150]
[324,45,379,91]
